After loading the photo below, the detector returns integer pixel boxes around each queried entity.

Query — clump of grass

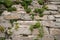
[15,23,19,30]
[24,7,31,13]
[34,5,48,17]
[7,7,16,12]
[0,0,17,13]
[38,0,44,5]
[30,13,34,20]
[0,37,5,40]
[14,0,20,4]
[34,8,44,17]
[20,0,32,13]
[10,19,17,26]
[22,0,32,5]
[0,25,5,32]
[4,0,13,8]
[29,21,44,40]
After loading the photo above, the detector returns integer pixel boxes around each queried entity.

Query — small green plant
[38,0,44,5]
[0,25,5,32]
[4,0,13,8]
[22,0,32,5]
[0,37,5,40]
[34,38,39,40]
[34,8,44,13]
[7,29,13,36]
[0,0,4,4]
[29,22,44,39]
[34,8,44,17]
[34,5,48,17]
[42,5,48,10]
[25,8,31,13]
[10,19,17,26]
[15,23,19,30]
[14,0,20,4]
[39,13,44,17]
[38,8,45,13]
[30,13,34,20]
[0,11,3,16]
[7,7,16,12]
[20,0,32,13]
[20,1,28,7]
[34,8,40,13]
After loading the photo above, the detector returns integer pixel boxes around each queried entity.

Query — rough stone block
[4,13,20,19]
[13,27,31,35]
[50,28,60,35]
[0,32,5,37]
[47,5,58,11]
[47,15,55,20]
[42,35,54,40]
[34,15,48,21]
[48,0,60,2]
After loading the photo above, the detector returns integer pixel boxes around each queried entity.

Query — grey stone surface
[41,21,50,27]
[2,11,11,16]
[50,28,60,35]
[54,15,60,18]
[12,36,35,40]
[43,11,51,15]
[0,16,12,28]
[0,32,5,37]
[54,35,60,40]
[47,15,55,20]
[17,21,38,25]
[50,11,59,14]
[56,18,60,22]
[55,22,60,26]
[4,13,21,19]
[49,2,60,5]
[0,19,12,28]
[13,26,31,35]
[6,39,11,40]
[48,0,60,2]
[20,14,32,21]
[47,5,58,11]
[12,35,54,40]
[35,15,48,21]
[0,0,60,40]
[43,11,58,15]
[42,35,54,40]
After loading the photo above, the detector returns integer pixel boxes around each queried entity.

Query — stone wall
[0,0,60,40]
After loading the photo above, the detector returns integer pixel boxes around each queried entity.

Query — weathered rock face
[0,0,60,40]
[48,0,60,2]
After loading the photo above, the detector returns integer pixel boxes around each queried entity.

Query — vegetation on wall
[7,7,17,12]
[0,25,5,32]
[0,0,49,40]
[30,13,35,20]
[0,0,16,16]
[22,0,32,5]
[0,37,5,40]
[4,0,13,8]
[0,11,3,16]
[6,29,13,36]
[24,7,31,13]
[38,0,44,5]
[34,5,48,17]
[14,0,20,4]
[10,19,17,26]
[14,22,19,30]
[29,22,44,40]
[20,0,32,13]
